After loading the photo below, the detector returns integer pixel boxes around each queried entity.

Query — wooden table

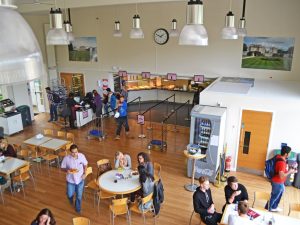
[98,169,141,195]
[23,136,52,146]
[39,138,69,152]
[184,150,206,192]
[0,157,28,175]
[221,203,300,225]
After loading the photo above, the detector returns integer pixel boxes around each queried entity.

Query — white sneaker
[270,207,282,212]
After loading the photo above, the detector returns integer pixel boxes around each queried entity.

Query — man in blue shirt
[115,95,129,139]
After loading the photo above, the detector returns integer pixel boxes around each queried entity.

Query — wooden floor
[0,113,299,225]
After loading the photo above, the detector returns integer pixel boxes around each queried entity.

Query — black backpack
[53,93,61,104]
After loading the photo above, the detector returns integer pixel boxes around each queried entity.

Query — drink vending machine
[186,105,226,182]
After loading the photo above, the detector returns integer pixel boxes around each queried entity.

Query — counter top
[128,87,199,93]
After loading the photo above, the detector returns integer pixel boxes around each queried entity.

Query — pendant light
[113,21,122,37]
[46,0,69,45]
[130,3,144,39]
[0,0,44,85]
[64,8,75,42]
[169,19,179,37]
[237,0,247,37]
[179,0,208,46]
[221,0,238,40]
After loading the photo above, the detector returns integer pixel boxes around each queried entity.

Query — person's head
[34,208,56,225]
[92,90,98,96]
[45,87,51,93]
[281,145,291,159]
[115,92,121,100]
[115,151,124,160]
[70,144,78,158]
[120,95,125,103]
[0,137,8,149]
[68,92,74,98]
[106,88,111,93]
[137,152,150,165]
[227,176,239,190]
[199,176,210,191]
[238,201,249,216]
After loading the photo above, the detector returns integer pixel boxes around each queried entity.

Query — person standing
[266,145,297,212]
[107,88,116,116]
[193,176,222,225]
[92,90,102,126]
[45,87,58,122]
[66,93,80,129]
[115,95,129,139]
[223,176,248,211]
[120,86,128,101]
[61,144,88,213]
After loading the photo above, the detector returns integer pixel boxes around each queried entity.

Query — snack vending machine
[187,105,226,182]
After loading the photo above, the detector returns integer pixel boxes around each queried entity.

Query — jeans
[200,212,222,225]
[116,116,129,135]
[67,180,84,212]
[266,182,285,210]
[50,104,58,121]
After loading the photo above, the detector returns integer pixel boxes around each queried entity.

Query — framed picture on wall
[68,37,98,62]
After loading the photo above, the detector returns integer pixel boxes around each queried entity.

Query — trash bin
[16,105,32,127]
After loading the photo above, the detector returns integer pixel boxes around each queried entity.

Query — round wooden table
[184,150,206,192]
[98,169,141,195]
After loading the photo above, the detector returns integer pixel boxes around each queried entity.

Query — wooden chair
[96,159,112,178]
[40,147,60,175]
[44,129,54,136]
[12,143,22,153]
[66,132,75,143]
[97,181,116,213]
[130,193,156,225]
[288,203,300,217]
[189,210,206,225]
[12,164,35,197]
[26,144,44,172]
[109,197,131,225]
[57,131,66,138]
[17,149,30,161]
[72,217,90,225]
[252,191,270,210]
[84,167,99,206]
[0,176,13,204]
[153,162,162,182]
[58,142,73,161]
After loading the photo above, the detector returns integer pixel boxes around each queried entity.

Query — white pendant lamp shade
[64,21,75,42]
[0,4,44,85]
[47,8,69,45]
[237,18,247,37]
[130,15,144,39]
[113,21,122,37]
[179,0,208,46]
[169,19,179,37]
[222,11,238,39]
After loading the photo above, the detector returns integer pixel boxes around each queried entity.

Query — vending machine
[187,105,226,182]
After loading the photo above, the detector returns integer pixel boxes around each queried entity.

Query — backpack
[53,93,61,104]
[265,155,284,180]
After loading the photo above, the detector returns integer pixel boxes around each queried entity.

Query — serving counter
[76,108,93,128]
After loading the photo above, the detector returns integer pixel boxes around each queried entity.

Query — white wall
[200,80,300,170]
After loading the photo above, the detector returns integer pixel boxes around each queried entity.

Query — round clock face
[154,28,169,45]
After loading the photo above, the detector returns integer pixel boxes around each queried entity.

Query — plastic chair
[252,191,270,210]
[44,129,54,136]
[97,159,112,177]
[72,217,90,225]
[153,162,162,182]
[12,164,35,197]
[288,203,300,217]
[57,131,66,138]
[66,132,75,143]
[109,197,131,225]
[130,193,156,225]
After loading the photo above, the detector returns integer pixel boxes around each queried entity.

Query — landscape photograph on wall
[241,37,294,71]
[68,37,98,62]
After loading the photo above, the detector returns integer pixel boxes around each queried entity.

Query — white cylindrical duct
[132,15,141,29]
[186,0,203,25]
[225,11,235,28]
[50,8,64,29]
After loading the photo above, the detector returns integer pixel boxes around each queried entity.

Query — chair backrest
[289,203,300,216]
[154,162,161,178]
[13,144,21,152]
[85,167,93,178]
[72,217,90,225]
[111,197,129,215]
[39,146,49,155]
[142,192,153,204]
[97,159,112,177]
[65,142,73,151]
[66,132,75,142]
[44,129,54,136]
[253,191,270,208]
[57,131,66,138]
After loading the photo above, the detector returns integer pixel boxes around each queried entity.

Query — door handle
[239,122,245,148]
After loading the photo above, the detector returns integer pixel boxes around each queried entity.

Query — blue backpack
[265,155,284,180]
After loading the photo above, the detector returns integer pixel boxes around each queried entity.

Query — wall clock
[153,28,169,45]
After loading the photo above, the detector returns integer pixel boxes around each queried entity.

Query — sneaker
[125,132,130,136]
[115,135,120,140]
[48,119,53,122]
[270,207,282,212]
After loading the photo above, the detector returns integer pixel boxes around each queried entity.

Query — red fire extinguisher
[225,156,232,172]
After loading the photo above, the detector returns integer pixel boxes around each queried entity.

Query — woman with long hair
[31,208,56,225]
[137,152,154,176]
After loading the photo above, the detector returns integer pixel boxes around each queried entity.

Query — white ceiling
[14,0,185,14]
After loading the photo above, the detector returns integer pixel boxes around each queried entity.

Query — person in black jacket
[66,92,80,129]
[193,176,222,225]
[222,176,248,212]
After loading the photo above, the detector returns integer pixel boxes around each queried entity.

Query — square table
[23,136,52,146]
[39,138,69,152]
[0,157,28,175]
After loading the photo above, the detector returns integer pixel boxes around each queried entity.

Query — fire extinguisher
[225,156,232,172]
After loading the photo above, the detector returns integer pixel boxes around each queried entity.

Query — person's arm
[60,157,70,173]
[278,161,296,179]
[148,162,154,176]
[82,155,88,179]
[115,158,120,169]
[240,184,249,201]
[125,155,132,170]
[225,186,235,204]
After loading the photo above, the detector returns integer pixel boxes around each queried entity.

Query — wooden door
[237,110,272,172]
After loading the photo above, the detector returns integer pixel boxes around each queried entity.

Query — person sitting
[137,152,154,176]
[114,151,131,170]
[0,137,17,158]
[223,176,248,211]
[193,176,222,225]
[31,208,56,225]
[137,165,155,211]
[228,201,254,225]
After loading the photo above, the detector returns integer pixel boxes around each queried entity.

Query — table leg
[184,158,198,192]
